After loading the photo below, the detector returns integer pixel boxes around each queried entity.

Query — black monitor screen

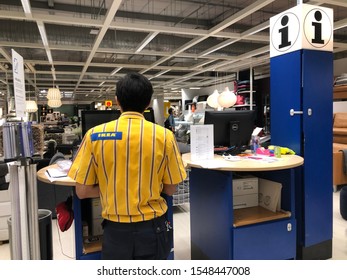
[81,110,121,137]
[204,110,256,149]
[143,107,155,123]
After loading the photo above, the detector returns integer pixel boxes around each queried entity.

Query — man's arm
[162,183,177,196]
[75,182,100,199]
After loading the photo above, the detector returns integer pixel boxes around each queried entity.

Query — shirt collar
[120,111,145,120]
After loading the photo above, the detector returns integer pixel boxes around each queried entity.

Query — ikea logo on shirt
[91,132,122,141]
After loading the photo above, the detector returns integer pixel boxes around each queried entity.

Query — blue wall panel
[301,50,333,246]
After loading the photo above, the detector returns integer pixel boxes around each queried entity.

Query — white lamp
[217,87,237,108]
[207,89,220,109]
[47,87,62,100]
[25,100,38,113]
[48,99,62,108]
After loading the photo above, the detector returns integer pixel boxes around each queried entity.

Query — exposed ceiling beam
[74,0,123,92]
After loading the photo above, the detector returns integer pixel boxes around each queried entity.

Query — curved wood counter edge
[182,153,304,172]
[37,164,76,186]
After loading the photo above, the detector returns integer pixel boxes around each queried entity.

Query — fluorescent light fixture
[47,50,53,64]
[37,22,49,47]
[135,32,159,53]
[21,0,32,15]
[90,29,99,35]
[99,81,105,86]
[85,94,89,97]
[189,87,201,89]
[110,67,122,76]
[90,89,94,93]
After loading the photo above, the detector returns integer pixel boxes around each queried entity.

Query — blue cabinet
[189,167,299,260]
[270,50,333,259]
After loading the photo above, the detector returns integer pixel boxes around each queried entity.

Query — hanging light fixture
[207,89,220,109]
[25,100,38,113]
[47,87,61,100]
[48,99,62,108]
[218,87,237,108]
[25,73,38,113]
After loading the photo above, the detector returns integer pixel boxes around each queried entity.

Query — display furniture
[182,153,303,260]
[37,164,174,260]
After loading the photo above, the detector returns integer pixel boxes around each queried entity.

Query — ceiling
[0,0,347,106]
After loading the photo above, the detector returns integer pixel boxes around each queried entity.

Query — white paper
[45,168,68,179]
[190,124,214,161]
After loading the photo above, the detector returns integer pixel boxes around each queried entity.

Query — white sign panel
[11,49,26,118]
[190,124,214,161]
[270,4,333,58]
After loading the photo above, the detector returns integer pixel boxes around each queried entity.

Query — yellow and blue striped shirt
[68,111,187,223]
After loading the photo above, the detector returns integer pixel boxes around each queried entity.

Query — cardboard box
[233,176,258,209]
[233,176,258,196]
[91,218,103,236]
[233,193,258,209]
[90,198,102,219]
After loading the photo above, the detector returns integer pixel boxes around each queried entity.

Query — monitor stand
[228,121,241,155]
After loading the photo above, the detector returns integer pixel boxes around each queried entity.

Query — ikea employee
[68,72,187,260]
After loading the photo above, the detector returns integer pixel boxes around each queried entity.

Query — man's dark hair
[116,72,153,112]
[168,108,173,114]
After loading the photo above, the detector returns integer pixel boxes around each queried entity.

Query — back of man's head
[116,72,153,113]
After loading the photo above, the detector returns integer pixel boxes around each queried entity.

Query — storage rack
[173,168,190,206]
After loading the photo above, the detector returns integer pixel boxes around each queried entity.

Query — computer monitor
[143,107,155,123]
[204,110,256,151]
[81,110,121,137]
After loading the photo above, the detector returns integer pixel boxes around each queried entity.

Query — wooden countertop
[37,164,75,186]
[182,153,304,172]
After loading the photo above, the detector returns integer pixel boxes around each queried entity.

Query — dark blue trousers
[101,215,171,260]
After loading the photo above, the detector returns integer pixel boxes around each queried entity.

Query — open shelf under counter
[233,206,291,228]
[333,85,347,100]
[83,238,102,254]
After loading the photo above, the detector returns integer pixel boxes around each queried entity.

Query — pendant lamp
[47,87,62,100]
[207,89,220,109]
[48,99,62,108]
[217,87,237,108]
[25,100,38,113]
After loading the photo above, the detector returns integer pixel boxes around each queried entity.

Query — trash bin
[8,209,53,260]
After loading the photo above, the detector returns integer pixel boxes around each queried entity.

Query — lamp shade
[47,88,62,100]
[207,89,220,109]
[25,100,38,113]
[48,99,62,108]
[217,87,237,108]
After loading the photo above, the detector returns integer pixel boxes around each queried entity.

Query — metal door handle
[289,109,303,116]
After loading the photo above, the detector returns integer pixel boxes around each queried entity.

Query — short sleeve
[68,132,98,185]
[162,132,187,185]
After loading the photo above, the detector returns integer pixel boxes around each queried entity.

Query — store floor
[0,191,346,260]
